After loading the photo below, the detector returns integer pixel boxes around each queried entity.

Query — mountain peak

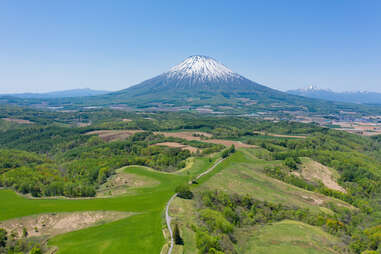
[116,55,273,97]
[165,55,237,82]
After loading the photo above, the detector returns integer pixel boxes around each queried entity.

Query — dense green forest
[0,131,212,197]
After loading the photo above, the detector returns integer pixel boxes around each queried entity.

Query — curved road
[165,158,225,254]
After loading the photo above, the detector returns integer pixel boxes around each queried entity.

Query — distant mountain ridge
[1,88,110,99]
[1,56,381,115]
[287,86,381,104]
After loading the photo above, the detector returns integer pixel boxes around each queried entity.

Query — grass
[199,149,352,213]
[96,167,160,197]
[169,198,199,254]
[0,152,225,254]
[237,220,342,254]
[49,213,164,254]
[0,165,192,253]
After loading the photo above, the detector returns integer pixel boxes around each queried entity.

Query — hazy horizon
[1,1,381,93]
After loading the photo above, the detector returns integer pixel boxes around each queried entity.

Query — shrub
[199,209,233,234]
[174,224,183,245]
[175,185,193,199]
[0,228,7,248]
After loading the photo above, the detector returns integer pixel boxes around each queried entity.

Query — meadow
[237,220,342,254]
[0,148,222,254]
[1,166,186,253]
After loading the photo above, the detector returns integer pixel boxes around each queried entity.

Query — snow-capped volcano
[165,55,240,82]
[110,55,287,107]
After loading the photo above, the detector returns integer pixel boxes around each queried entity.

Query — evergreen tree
[0,228,7,248]
[174,224,183,245]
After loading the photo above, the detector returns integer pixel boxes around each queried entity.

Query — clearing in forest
[1,118,34,124]
[299,157,346,193]
[152,142,201,153]
[97,167,160,197]
[85,130,143,142]
[155,131,257,148]
[238,220,343,254]
[87,129,257,148]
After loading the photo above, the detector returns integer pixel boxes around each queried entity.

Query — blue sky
[1,0,380,93]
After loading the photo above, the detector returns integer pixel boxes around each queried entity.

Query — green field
[0,145,223,253]
[0,149,222,254]
[198,149,352,213]
[0,166,185,253]
[238,220,342,254]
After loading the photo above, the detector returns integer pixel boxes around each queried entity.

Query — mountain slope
[288,86,381,104]
[114,56,275,96]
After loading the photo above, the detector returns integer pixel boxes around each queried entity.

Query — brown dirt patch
[122,118,132,122]
[2,118,33,124]
[85,130,143,142]
[97,168,159,197]
[152,142,201,153]
[300,158,346,193]
[0,211,131,239]
[77,122,91,127]
[155,131,256,148]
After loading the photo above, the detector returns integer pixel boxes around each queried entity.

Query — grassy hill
[0,165,191,253]
[167,149,353,254]
[238,220,343,254]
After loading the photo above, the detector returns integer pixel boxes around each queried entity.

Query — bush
[199,208,233,234]
[175,185,193,199]
[284,157,298,170]
[0,228,7,248]
[174,224,183,245]
[196,230,222,254]
[30,245,42,254]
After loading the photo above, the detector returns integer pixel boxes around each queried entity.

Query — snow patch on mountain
[165,55,240,82]
[287,86,381,104]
